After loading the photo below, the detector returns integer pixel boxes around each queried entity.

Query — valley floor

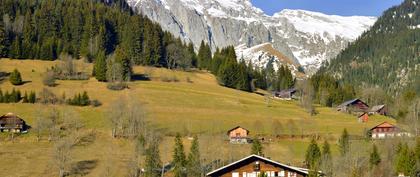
[0,59,393,177]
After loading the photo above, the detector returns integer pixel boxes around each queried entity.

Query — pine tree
[251,138,263,155]
[9,69,23,85]
[187,135,201,177]
[305,138,321,170]
[369,144,381,168]
[81,91,90,106]
[338,129,350,156]
[0,90,3,103]
[145,139,161,177]
[28,91,36,104]
[396,143,416,176]
[94,50,107,82]
[114,46,132,81]
[320,140,332,177]
[197,41,211,70]
[0,21,7,57]
[22,92,29,103]
[173,133,186,177]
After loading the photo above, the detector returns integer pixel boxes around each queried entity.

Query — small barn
[206,154,314,177]
[337,98,369,113]
[369,105,388,116]
[273,88,297,100]
[0,113,28,133]
[358,113,369,123]
[227,126,250,144]
[370,122,411,139]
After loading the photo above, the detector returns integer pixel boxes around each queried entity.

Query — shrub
[39,88,59,105]
[43,70,57,87]
[90,99,102,107]
[9,69,23,85]
[67,91,92,106]
[107,82,128,91]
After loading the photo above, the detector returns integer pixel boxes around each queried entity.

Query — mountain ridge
[127,0,376,74]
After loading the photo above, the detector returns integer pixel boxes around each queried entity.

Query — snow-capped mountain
[126,0,376,74]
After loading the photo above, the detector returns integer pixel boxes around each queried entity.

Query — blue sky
[250,0,404,16]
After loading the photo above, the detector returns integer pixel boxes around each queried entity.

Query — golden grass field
[0,59,395,177]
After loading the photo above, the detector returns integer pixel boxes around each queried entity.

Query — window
[232,172,239,177]
[243,172,247,177]
[288,172,297,177]
[253,162,260,171]
[279,171,285,177]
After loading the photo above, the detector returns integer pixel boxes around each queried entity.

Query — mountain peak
[127,0,376,75]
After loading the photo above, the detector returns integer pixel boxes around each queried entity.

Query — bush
[160,75,179,82]
[0,89,35,104]
[107,82,128,91]
[90,99,102,107]
[43,70,57,87]
[9,69,23,85]
[67,91,92,106]
[39,88,59,105]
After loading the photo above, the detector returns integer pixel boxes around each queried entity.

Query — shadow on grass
[131,74,151,81]
[69,160,98,176]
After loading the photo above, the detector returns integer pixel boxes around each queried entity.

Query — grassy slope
[0,59,394,177]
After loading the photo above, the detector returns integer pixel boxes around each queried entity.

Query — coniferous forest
[0,0,295,93]
[318,0,420,96]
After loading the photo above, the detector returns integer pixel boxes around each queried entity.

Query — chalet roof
[370,105,385,112]
[370,122,397,130]
[0,113,25,128]
[227,126,250,134]
[338,98,368,108]
[206,155,309,176]
[358,112,369,118]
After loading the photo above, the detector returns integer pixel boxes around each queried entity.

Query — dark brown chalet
[337,99,369,113]
[0,113,28,133]
[207,155,316,177]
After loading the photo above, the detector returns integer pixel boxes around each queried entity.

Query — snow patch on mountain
[127,0,376,74]
[274,9,376,42]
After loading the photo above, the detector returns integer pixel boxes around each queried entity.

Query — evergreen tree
[320,140,332,177]
[9,69,23,85]
[22,92,29,103]
[0,21,7,57]
[94,50,107,82]
[28,91,36,103]
[173,133,186,177]
[187,135,201,177]
[197,41,211,70]
[338,129,350,156]
[0,90,3,103]
[396,143,416,176]
[369,144,381,168]
[251,138,263,155]
[114,46,132,81]
[145,139,161,177]
[305,138,321,170]
[81,91,90,106]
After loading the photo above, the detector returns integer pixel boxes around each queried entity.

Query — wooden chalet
[337,98,369,113]
[0,113,28,133]
[273,89,297,100]
[370,122,411,139]
[206,155,314,177]
[227,126,250,144]
[358,113,369,123]
[369,105,388,116]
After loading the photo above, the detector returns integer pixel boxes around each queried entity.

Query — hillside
[0,59,393,176]
[319,0,420,95]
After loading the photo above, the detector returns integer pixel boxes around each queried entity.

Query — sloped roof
[206,155,309,176]
[337,98,368,108]
[370,105,385,112]
[370,122,397,130]
[227,126,250,134]
[0,113,25,127]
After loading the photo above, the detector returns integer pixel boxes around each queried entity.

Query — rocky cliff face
[126,0,376,74]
